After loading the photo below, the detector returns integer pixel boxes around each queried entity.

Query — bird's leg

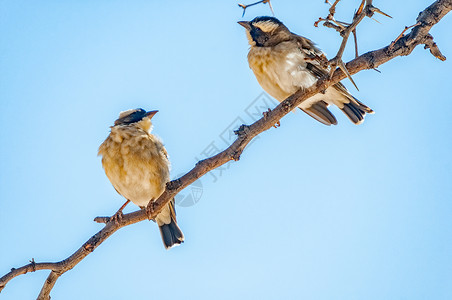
[145,199,155,220]
[110,200,130,224]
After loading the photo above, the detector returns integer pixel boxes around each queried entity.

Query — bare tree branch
[327,0,342,18]
[37,272,59,300]
[326,0,392,90]
[0,0,450,298]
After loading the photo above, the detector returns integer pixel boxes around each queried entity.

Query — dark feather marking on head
[250,16,283,25]
[247,16,292,47]
[249,26,267,47]
[114,108,147,126]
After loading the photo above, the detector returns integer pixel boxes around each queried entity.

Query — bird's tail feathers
[159,218,184,250]
[302,100,338,126]
[341,98,374,125]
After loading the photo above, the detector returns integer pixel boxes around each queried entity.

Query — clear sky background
[1,1,451,299]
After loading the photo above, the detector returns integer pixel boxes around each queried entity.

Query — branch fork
[318,0,392,90]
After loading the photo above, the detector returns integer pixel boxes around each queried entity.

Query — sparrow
[98,108,184,249]
[238,16,374,125]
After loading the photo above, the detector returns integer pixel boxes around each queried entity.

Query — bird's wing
[295,35,326,64]
[306,58,374,122]
[295,35,356,100]
[295,36,352,98]
[306,62,353,98]
[295,35,374,124]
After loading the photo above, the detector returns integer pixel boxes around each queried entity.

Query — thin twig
[317,0,393,90]
[238,0,274,17]
[327,0,366,89]
[328,0,342,18]
[323,21,344,32]
[389,22,421,50]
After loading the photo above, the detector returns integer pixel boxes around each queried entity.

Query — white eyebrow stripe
[253,21,279,32]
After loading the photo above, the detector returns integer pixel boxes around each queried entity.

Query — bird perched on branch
[238,16,374,125]
[98,108,184,249]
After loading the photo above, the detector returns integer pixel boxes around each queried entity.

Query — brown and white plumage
[239,16,374,125]
[98,108,184,249]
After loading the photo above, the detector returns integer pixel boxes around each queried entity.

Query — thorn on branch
[238,0,274,17]
[339,60,359,91]
[317,0,391,75]
[365,5,392,18]
[370,17,382,24]
[329,58,359,91]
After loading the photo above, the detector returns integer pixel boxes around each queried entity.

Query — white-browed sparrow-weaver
[98,108,184,249]
[239,16,374,125]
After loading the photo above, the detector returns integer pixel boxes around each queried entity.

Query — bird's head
[238,16,291,47]
[113,108,158,132]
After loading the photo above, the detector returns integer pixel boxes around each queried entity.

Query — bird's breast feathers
[98,127,170,207]
[248,42,318,102]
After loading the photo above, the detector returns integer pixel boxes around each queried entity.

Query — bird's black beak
[238,21,251,30]
[145,110,158,119]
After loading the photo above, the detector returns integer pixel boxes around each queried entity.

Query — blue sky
[1,1,451,299]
